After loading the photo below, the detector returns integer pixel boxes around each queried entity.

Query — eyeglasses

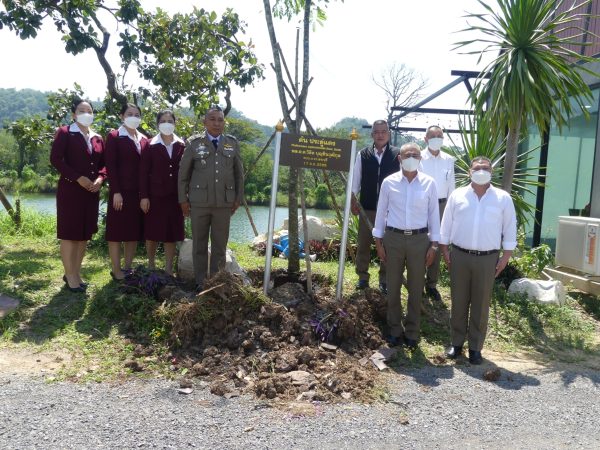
[401,153,421,159]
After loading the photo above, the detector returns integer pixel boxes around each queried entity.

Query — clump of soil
[157,270,389,402]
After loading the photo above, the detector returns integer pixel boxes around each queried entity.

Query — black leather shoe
[469,349,483,365]
[446,345,463,359]
[67,285,85,293]
[385,335,401,347]
[378,282,387,295]
[403,337,418,350]
[426,287,442,302]
[63,275,87,289]
[356,279,369,290]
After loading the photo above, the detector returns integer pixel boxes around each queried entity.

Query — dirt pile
[156,270,389,402]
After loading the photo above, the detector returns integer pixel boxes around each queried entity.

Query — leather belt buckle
[403,229,413,236]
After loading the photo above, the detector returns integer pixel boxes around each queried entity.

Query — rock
[123,359,143,372]
[483,368,501,382]
[508,278,566,305]
[179,379,193,389]
[274,354,298,373]
[319,342,338,352]
[288,370,315,386]
[271,283,309,308]
[224,248,251,286]
[177,239,195,281]
[209,381,231,396]
[177,388,193,395]
[281,215,337,241]
[0,293,19,318]
[177,240,250,285]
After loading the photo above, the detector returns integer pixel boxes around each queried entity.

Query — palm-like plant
[455,0,598,193]
[447,115,542,226]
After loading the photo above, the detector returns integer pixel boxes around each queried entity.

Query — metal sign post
[263,121,284,295]
[336,129,359,301]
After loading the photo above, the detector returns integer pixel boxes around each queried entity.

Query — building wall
[522,88,600,249]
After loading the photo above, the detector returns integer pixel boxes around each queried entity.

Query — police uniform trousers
[190,206,231,285]
[425,199,446,289]
[356,209,385,283]
[449,248,498,351]
[384,230,429,340]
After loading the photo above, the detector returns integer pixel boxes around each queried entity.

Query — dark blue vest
[359,144,400,210]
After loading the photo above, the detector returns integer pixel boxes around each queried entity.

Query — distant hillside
[0,88,50,125]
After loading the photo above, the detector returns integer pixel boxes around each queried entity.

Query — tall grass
[0,208,56,238]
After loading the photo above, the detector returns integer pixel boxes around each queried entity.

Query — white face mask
[402,157,420,172]
[471,169,492,185]
[158,122,175,136]
[428,137,443,151]
[124,116,141,129]
[76,113,94,127]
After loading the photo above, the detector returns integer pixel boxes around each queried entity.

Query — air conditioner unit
[555,216,600,276]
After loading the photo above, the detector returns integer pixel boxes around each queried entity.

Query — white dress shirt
[351,145,388,195]
[372,171,440,241]
[118,125,145,153]
[150,133,184,158]
[69,122,100,153]
[440,185,517,251]
[420,148,456,200]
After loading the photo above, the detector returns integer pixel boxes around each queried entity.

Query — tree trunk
[0,186,16,224]
[502,121,521,193]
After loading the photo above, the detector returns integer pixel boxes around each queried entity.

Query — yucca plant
[447,114,543,227]
[455,0,598,193]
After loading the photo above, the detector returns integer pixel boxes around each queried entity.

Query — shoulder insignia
[225,134,238,141]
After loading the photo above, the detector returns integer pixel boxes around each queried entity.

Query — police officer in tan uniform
[178,105,244,291]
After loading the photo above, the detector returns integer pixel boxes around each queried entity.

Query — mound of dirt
[156,270,390,402]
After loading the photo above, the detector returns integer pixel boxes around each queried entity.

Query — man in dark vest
[351,119,400,293]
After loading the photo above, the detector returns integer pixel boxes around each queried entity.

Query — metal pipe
[263,123,284,295]
[336,129,359,301]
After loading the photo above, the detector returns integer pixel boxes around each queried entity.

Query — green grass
[1,210,599,382]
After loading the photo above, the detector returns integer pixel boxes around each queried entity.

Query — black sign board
[280,133,352,171]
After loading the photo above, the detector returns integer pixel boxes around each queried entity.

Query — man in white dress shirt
[420,125,455,302]
[351,120,400,293]
[440,156,517,364]
[373,143,440,348]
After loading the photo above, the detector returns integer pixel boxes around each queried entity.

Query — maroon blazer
[140,138,185,199]
[104,128,149,194]
[50,125,106,185]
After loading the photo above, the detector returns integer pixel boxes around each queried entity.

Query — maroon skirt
[105,189,143,241]
[56,178,100,241]
[143,193,184,243]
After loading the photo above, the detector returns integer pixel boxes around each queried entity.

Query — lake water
[4,193,338,243]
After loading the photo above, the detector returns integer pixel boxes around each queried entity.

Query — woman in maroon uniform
[50,98,105,292]
[140,110,185,275]
[104,103,148,280]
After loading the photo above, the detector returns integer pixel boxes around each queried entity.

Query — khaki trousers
[190,207,231,285]
[425,199,446,289]
[449,249,498,351]
[384,230,429,339]
[355,209,385,283]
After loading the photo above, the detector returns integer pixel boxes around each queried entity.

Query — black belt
[386,226,428,235]
[453,245,499,256]
[438,198,447,203]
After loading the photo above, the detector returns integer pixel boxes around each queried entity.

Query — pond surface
[5,193,338,243]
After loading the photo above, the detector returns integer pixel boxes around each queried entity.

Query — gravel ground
[1,364,600,449]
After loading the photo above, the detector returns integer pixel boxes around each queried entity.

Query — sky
[0,0,494,136]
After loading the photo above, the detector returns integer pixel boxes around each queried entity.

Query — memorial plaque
[280,133,352,171]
